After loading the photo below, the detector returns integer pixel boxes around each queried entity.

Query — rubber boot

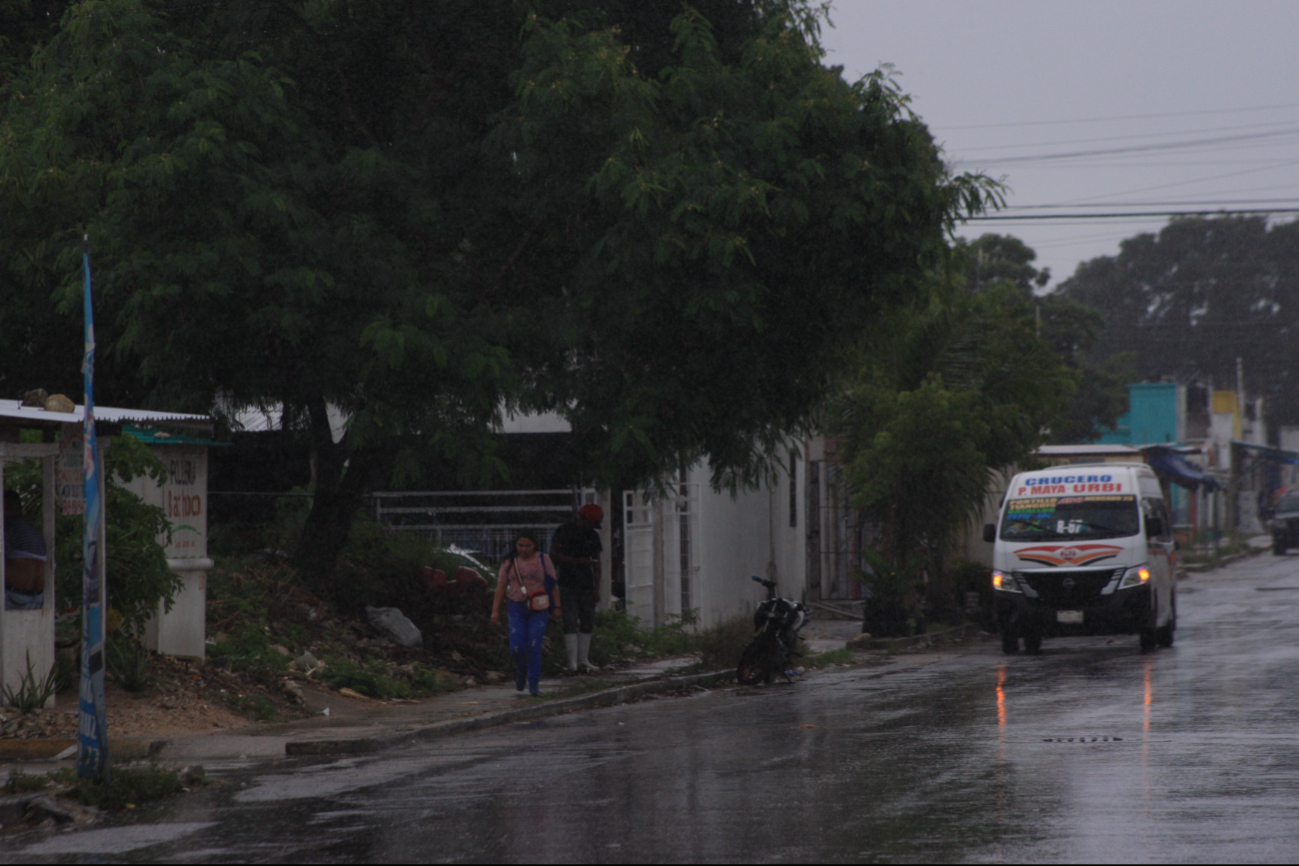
[577,632,593,672]
[565,633,579,672]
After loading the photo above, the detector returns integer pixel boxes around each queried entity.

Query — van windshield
[1000,494,1140,541]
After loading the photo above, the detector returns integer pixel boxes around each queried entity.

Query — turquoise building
[1096,382,1185,447]
[1096,382,1191,523]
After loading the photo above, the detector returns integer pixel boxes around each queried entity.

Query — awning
[122,425,229,447]
[1142,447,1223,492]
[1229,440,1299,466]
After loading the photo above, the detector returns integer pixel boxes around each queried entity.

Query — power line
[942,102,1299,131]
[1001,199,1299,210]
[952,118,1299,154]
[968,208,1299,222]
[1056,158,1299,204]
[962,128,1299,167]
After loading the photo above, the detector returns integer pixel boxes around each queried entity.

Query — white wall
[1280,427,1299,490]
[123,444,211,660]
[0,445,58,707]
[623,456,807,629]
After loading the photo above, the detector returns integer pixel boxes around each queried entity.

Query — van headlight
[992,570,1021,593]
[1118,565,1150,589]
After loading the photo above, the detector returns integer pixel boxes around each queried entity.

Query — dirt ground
[0,655,298,742]
[0,686,254,742]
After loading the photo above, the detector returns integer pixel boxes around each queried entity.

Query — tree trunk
[293,400,378,592]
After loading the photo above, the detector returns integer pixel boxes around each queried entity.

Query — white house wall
[123,445,211,660]
[624,457,807,630]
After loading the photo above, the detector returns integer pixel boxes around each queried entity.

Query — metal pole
[77,236,109,784]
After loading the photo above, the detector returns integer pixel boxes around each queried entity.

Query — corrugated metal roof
[0,399,210,427]
[1036,444,1143,456]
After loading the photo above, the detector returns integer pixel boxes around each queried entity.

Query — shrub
[205,565,294,679]
[74,764,184,810]
[3,770,50,794]
[321,658,388,698]
[1,652,58,713]
[106,635,152,692]
[321,658,460,699]
[805,647,855,668]
[216,693,279,722]
[697,615,755,669]
[950,558,991,600]
[54,649,78,692]
[207,629,289,679]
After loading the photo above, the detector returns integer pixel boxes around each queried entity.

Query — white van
[984,463,1177,654]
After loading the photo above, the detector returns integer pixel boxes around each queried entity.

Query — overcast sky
[819,0,1299,291]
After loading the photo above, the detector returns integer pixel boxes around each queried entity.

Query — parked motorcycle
[736,575,808,685]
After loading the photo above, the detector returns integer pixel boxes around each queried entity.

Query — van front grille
[1015,568,1123,608]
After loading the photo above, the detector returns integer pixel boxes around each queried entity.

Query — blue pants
[508,601,549,690]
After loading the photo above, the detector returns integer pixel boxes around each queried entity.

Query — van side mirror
[983,524,996,543]
[1146,517,1163,538]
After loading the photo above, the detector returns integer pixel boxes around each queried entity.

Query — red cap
[578,504,604,525]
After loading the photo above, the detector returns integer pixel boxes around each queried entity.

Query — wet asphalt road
[7,553,1299,863]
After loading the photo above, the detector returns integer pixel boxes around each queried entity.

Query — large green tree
[1,0,997,587]
[487,6,998,489]
[959,233,1130,443]
[1057,215,1299,429]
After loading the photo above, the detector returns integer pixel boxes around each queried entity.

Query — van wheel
[1139,629,1158,652]
[1023,632,1042,655]
[1156,589,1176,648]
[1274,541,1287,556]
[1001,629,1019,655]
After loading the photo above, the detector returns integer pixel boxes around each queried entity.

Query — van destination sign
[1016,473,1125,496]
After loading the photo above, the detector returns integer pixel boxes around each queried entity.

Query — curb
[1181,545,1268,573]
[846,622,984,653]
[285,669,737,756]
[0,738,167,763]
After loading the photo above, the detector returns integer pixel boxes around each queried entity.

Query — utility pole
[1236,357,1246,436]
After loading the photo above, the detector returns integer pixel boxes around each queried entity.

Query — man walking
[550,503,603,672]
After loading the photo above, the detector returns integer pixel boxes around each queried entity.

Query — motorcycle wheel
[736,639,775,686]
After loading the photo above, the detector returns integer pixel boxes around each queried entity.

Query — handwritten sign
[162,448,206,559]
[58,423,85,515]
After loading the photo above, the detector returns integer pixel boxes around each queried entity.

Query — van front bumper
[994,581,1153,636]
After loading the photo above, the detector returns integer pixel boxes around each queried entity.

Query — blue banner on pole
[77,236,109,780]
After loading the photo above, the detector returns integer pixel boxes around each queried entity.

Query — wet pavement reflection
[6,554,1299,862]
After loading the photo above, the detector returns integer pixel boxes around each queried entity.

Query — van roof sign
[1016,472,1125,497]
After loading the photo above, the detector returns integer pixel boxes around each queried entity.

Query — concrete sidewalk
[0,618,973,776]
[153,620,964,764]
[141,656,710,765]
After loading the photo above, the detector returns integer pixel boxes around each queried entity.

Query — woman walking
[490,532,561,696]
